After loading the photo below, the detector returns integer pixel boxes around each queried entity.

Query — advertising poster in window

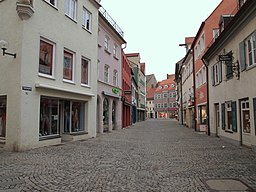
[63,51,73,80]
[39,40,53,75]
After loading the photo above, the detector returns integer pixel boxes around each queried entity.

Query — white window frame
[245,33,256,67]
[113,44,118,58]
[113,70,118,86]
[83,7,92,32]
[226,101,232,131]
[104,64,109,83]
[63,49,75,83]
[241,99,251,134]
[81,57,90,86]
[44,0,58,7]
[39,37,55,79]
[104,36,110,52]
[65,0,77,21]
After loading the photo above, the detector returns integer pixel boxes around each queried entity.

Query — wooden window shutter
[254,98,256,135]
[221,103,225,130]
[211,66,215,86]
[218,62,222,83]
[231,101,237,132]
[239,41,246,71]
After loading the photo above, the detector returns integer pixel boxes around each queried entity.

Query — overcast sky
[100,0,222,81]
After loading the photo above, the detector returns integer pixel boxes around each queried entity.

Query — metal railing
[99,7,124,37]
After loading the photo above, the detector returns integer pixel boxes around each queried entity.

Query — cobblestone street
[1,119,256,192]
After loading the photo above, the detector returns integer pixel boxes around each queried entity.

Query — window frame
[104,64,110,83]
[44,0,58,7]
[39,37,55,78]
[63,49,75,83]
[113,69,118,86]
[81,57,90,86]
[104,36,110,52]
[82,7,92,32]
[65,0,77,21]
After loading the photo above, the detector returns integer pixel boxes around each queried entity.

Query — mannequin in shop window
[40,104,50,136]
[72,108,79,132]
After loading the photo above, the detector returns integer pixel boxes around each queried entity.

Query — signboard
[112,88,119,94]
[22,86,32,91]
[219,54,232,62]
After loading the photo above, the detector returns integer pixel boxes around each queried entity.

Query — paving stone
[0,119,256,191]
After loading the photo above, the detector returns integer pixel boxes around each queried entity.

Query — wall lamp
[0,40,16,58]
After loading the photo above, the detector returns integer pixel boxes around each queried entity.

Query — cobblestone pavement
[1,119,256,192]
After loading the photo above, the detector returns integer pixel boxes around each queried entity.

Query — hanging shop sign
[112,88,119,94]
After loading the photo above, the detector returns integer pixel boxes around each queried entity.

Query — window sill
[63,79,75,85]
[246,64,256,71]
[43,0,58,10]
[38,73,56,80]
[104,49,111,55]
[225,130,233,134]
[82,26,92,34]
[113,55,119,60]
[65,14,77,24]
[81,84,91,88]
[39,135,61,141]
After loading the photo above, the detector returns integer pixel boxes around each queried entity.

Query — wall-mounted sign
[219,54,232,62]
[22,86,32,91]
[112,88,119,94]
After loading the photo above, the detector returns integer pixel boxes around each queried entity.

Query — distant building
[154,75,177,119]
[146,74,157,89]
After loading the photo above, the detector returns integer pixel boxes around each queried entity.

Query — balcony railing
[99,7,124,37]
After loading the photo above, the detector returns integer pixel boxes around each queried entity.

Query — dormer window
[159,86,162,89]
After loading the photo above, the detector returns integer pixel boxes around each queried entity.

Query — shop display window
[0,96,7,139]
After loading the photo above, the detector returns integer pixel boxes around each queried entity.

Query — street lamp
[0,40,16,58]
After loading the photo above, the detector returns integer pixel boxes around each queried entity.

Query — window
[40,97,59,137]
[104,65,109,83]
[65,0,77,20]
[113,44,118,58]
[83,8,92,31]
[104,36,110,52]
[211,62,222,86]
[240,32,256,71]
[163,93,168,98]
[39,38,55,77]
[169,103,172,108]
[81,57,90,85]
[213,28,219,41]
[198,105,207,125]
[0,96,7,139]
[113,70,118,86]
[222,101,237,132]
[164,103,168,108]
[63,50,74,81]
[173,102,176,108]
[44,0,57,6]
[241,99,251,134]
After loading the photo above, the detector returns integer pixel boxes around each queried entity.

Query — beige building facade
[202,0,256,149]
[0,0,100,151]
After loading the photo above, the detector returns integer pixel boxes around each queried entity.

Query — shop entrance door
[240,100,251,146]
[215,104,220,137]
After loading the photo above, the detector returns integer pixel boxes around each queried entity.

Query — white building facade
[202,0,256,149]
[0,0,100,151]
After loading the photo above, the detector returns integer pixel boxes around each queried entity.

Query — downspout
[180,75,183,125]
[202,58,210,136]
[192,49,197,131]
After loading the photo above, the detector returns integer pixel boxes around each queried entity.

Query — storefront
[0,96,7,141]
[198,104,207,132]
[39,96,87,140]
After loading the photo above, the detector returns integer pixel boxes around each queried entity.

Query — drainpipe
[192,49,197,131]
[202,58,210,136]
[180,75,183,125]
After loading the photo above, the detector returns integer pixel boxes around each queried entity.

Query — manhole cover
[202,178,255,191]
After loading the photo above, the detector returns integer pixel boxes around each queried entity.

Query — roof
[203,0,256,62]
[146,87,156,100]
[125,53,140,57]
[155,75,176,93]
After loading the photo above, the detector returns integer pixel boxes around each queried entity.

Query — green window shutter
[239,41,246,71]
[226,61,233,79]
[253,98,256,135]
[218,62,222,83]
[231,101,237,132]
[221,103,225,130]
[211,66,215,86]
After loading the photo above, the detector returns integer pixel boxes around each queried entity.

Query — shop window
[221,101,237,132]
[0,96,7,139]
[39,97,59,137]
[71,102,84,132]
[39,38,55,77]
[63,50,74,82]
[198,105,207,125]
